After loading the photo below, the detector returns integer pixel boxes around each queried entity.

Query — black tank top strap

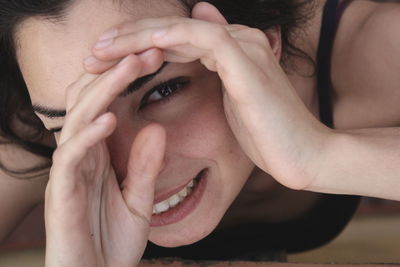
[317,0,353,128]
[337,0,354,24]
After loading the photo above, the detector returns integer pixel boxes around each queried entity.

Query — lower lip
[150,169,208,227]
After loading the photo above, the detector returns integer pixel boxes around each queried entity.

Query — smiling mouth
[150,169,208,227]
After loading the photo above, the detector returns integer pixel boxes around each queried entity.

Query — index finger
[60,54,143,144]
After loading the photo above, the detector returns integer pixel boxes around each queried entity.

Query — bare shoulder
[333,1,400,128]
[0,142,49,204]
[0,142,48,242]
[365,0,400,26]
[355,1,400,62]
[351,1,400,92]
[335,0,400,79]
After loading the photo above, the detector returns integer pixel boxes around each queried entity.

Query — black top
[318,0,354,128]
[143,0,360,261]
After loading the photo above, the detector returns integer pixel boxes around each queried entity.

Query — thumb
[121,123,166,222]
[192,2,228,25]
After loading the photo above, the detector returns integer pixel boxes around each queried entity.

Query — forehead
[15,0,187,107]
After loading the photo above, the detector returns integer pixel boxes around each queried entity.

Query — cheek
[107,80,249,182]
[106,101,241,185]
[164,88,252,183]
[166,99,238,160]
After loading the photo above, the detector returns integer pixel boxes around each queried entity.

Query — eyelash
[139,76,190,109]
[49,128,62,134]
[48,77,190,134]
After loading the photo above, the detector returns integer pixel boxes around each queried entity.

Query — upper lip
[153,172,200,204]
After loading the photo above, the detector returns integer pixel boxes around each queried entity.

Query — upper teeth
[152,179,196,215]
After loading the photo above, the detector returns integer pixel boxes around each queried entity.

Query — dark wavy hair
[0,0,314,178]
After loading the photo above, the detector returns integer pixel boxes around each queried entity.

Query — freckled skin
[11,0,400,251]
[106,63,254,246]
[16,0,255,247]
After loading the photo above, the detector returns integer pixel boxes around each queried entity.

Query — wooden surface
[0,250,397,267]
[139,262,397,267]
[289,214,400,264]
[1,199,400,266]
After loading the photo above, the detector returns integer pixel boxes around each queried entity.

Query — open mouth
[150,168,208,227]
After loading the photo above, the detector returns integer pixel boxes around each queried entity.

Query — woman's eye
[148,84,176,102]
[49,127,62,134]
[140,77,190,108]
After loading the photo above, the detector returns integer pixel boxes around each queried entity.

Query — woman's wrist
[305,128,362,195]
[306,127,400,200]
[298,123,337,192]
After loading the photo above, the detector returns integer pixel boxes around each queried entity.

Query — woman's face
[15,0,254,247]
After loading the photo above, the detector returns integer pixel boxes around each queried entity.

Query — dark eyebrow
[31,106,66,118]
[119,62,168,97]
[32,62,169,119]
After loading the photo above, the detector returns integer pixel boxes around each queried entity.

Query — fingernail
[94,38,114,49]
[95,113,109,124]
[84,55,98,66]
[99,28,118,41]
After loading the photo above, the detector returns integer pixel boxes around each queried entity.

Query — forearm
[308,127,400,201]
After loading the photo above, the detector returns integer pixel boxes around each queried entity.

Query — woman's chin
[147,168,227,247]
[148,222,217,248]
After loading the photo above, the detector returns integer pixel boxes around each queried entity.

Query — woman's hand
[45,52,166,267]
[84,2,331,191]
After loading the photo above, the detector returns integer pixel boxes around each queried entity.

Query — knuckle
[170,23,187,36]
[123,55,142,70]
[93,48,113,60]
[115,57,141,80]
[65,86,82,109]
[52,146,67,165]
[44,181,52,202]
[64,106,81,125]
[229,24,249,31]
[65,97,78,114]
[213,25,231,42]
[64,82,77,99]
[253,43,269,60]
[237,24,249,30]
[248,28,269,44]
